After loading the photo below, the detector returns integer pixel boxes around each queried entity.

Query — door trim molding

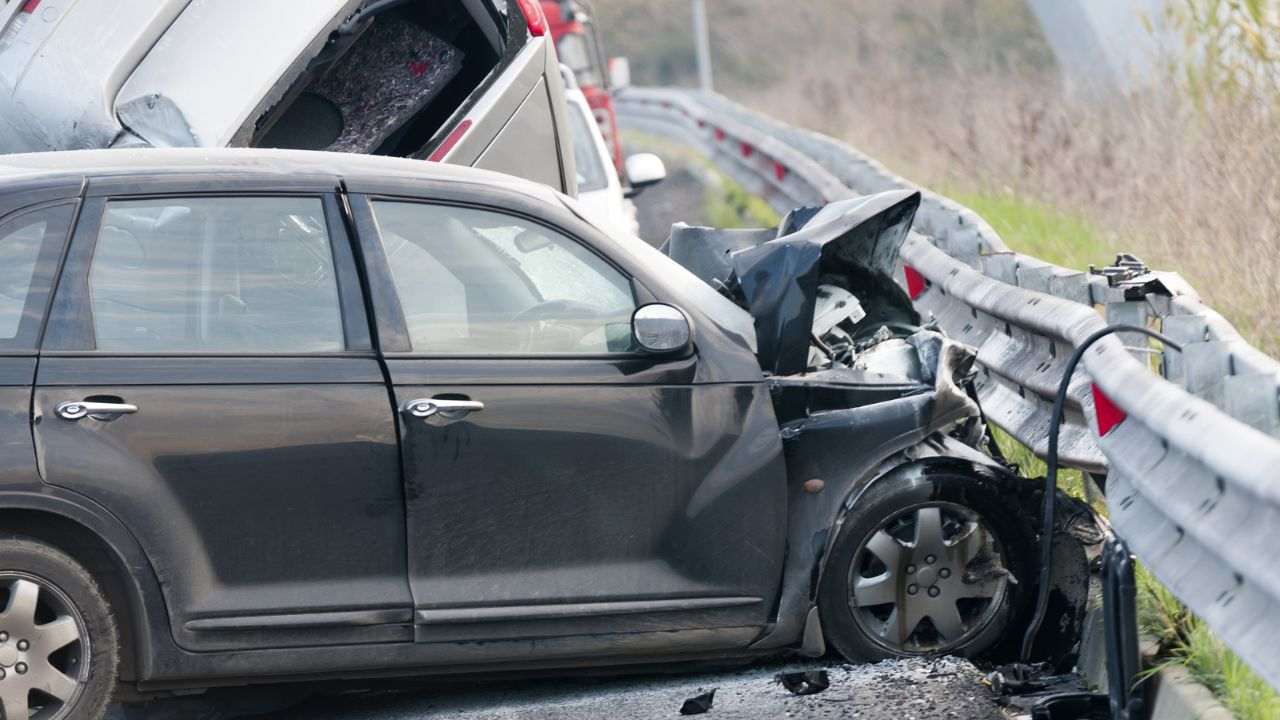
[414,597,762,626]
[185,608,412,632]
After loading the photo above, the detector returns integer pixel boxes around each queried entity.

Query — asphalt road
[270,657,1004,720]
[110,657,1009,719]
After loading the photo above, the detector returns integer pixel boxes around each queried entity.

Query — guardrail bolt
[939,568,951,579]
[906,564,916,574]
[0,632,7,642]
[925,554,936,564]
[907,584,919,595]
[14,663,26,675]
[928,587,940,598]
[15,640,27,652]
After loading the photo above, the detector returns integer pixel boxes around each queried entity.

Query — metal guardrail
[617,87,1280,691]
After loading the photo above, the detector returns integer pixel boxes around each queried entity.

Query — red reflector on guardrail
[21,0,41,12]
[713,128,726,141]
[740,142,753,158]
[1091,384,1126,436]
[773,162,787,181]
[904,265,928,300]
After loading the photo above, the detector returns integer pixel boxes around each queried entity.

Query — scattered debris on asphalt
[775,670,830,696]
[222,656,1005,719]
[679,689,717,715]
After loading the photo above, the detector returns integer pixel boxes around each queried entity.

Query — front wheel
[0,538,118,720]
[817,468,1035,662]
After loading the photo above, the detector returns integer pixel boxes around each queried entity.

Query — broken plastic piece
[679,689,716,715]
[813,285,865,337]
[775,670,830,696]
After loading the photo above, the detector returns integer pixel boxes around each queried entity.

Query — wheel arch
[0,490,170,683]
[816,453,1031,595]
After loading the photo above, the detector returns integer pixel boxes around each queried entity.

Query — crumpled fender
[661,190,922,376]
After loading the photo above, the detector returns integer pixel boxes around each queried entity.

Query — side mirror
[609,56,631,90]
[623,153,666,198]
[632,303,691,354]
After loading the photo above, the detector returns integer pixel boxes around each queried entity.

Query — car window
[371,201,636,355]
[0,205,71,344]
[568,101,609,192]
[88,197,345,353]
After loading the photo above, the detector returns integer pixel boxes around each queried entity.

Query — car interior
[254,1,505,158]
[90,199,346,354]
[372,201,635,354]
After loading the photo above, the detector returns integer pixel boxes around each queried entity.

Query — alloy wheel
[847,502,1009,654]
[0,573,89,720]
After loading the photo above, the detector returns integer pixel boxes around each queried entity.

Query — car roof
[0,148,565,204]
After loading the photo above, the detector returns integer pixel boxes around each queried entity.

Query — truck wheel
[0,537,118,720]
[817,468,1035,662]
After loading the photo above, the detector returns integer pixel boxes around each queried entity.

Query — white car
[561,67,664,236]
[0,0,579,194]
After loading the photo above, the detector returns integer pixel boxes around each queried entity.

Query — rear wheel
[0,538,117,720]
[818,468,1035,662]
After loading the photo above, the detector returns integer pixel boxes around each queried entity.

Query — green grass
[944,189,1116,271]
[961,187,1278,718]
[704,178,780,229]
[1138,565,1280,720]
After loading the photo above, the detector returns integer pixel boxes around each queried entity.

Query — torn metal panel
[0,0,193,153]
[116,94,198,148]
[662,189,922,377]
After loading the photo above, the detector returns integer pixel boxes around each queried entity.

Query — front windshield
[567,101,609,192]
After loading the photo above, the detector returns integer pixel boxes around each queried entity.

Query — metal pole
[692,0,714,92]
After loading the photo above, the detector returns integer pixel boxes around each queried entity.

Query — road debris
[679,689,717,715]
[215,656,1005,719]
[775,670,830,696]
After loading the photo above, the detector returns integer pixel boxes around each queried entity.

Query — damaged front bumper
[659,189,1091,667]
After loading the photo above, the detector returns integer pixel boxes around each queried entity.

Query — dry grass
[745,51,1280,354]
[600,0,1280,351]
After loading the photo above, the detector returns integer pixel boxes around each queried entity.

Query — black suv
[0,149,1083,720]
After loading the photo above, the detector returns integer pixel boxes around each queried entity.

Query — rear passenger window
[0,204,72,346]
[88,197,345,353]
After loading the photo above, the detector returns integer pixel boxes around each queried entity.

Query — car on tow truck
[0,149,1087,719]
[0,0,578,194]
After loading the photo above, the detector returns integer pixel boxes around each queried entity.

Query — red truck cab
[542,0,624,176]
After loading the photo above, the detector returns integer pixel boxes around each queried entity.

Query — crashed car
[0,0,577,193]
[0,149,1085,719]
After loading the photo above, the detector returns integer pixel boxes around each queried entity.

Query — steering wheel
[510,299,608,352]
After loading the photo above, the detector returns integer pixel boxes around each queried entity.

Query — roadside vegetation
[962,182,1278,720]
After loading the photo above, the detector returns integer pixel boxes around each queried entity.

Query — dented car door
[345,182,787,655]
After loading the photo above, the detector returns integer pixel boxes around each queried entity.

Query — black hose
[1018,323,1182,664]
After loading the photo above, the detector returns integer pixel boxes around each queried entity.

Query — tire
[817,466,1036,663]
[0,536,119,720]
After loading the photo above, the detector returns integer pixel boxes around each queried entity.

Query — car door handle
[402,398,485,419]
[56,400,139,421]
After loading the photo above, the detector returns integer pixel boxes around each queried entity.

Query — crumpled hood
[661,189,922,376]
